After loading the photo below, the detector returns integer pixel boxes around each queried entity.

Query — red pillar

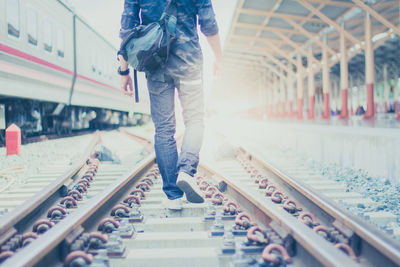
[339,89,349,118]
[298,98,303,120]
[297,53,304,120]
[322,93,330,119]
[363,12,375,119]
[308,96,315,120]
[395,101,400,120]
[321,33,330,119]
[339,24,349,119]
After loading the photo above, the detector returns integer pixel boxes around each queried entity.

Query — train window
[56,29,64,58]
[6,0,20,38]
[43,20,53,53]
[27,9,38,46]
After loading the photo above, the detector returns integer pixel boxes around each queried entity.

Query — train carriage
[0,0,148,141]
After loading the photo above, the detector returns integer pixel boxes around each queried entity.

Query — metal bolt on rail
[240,226,269,254]
[258,178,268,189]
[88,232,108,251]
[271,191,288,204]
[0,251,14,264]
[299,212,319,229]
[261,243,292,266]
[98,218,120,234]
[63,250,93,267]
[211,191,226,205]
[32,219,55,234]
[47,206,68,221]
[136,182,151,192]
[282,200,302,214]
[205,186,219,198]
[265,185,277,196]
[199,180,210,191]
[222,201,242,220]
[233,213,257,236]
[21,232,38,247]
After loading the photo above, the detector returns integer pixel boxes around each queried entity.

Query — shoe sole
[177,180,204,203]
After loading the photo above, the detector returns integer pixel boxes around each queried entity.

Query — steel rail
[0,131,100,245]
[6,151,358,267]
[238,144,400,267]
[200,161,360,267]
[2,130,397,266]
[2,153,156,267]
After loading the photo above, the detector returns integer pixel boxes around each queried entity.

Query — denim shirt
[120,0,219,80]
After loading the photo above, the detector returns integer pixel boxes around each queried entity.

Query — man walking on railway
[118,0,222,209]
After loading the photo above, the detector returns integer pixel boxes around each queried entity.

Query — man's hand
[206,34,223,77]
[118,54,133,96]
[121,75,134,96]
[213,57,223,77]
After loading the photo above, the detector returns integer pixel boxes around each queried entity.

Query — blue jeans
[147,74,204,200]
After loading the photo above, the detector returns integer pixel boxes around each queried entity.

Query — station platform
[208,117,400,185]
[260,113,400,129]
[262,113,400,129]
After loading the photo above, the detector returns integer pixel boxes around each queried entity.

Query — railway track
[0,133,99,215]
[0,131,399,266]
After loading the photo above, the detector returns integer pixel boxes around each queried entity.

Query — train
[0,0,149,142]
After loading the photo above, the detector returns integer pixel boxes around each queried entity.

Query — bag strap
[162,0,177,18]
[134,69,139,103]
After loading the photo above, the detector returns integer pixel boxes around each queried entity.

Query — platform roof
[223,0,400,86]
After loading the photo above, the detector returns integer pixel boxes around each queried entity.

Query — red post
[395,101,400,120]
[363,12,375,119]
[363,83,375,118]
[322,93,330,119]
[339,89,349,119]
[339,23,349,120]
[321,32,330,120]
[298,98,303,120]
[308,96,315,120]
[6,124,21,156]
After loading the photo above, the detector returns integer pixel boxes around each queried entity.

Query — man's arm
[206,34,223,76]
[197,0,223,76]
[119,0,140,95]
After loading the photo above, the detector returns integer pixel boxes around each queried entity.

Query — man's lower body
[147,73,205,205]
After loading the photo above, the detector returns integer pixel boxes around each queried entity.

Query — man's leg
[175,78,205,203]
[147,76,183,200]
[177,78,204,175]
